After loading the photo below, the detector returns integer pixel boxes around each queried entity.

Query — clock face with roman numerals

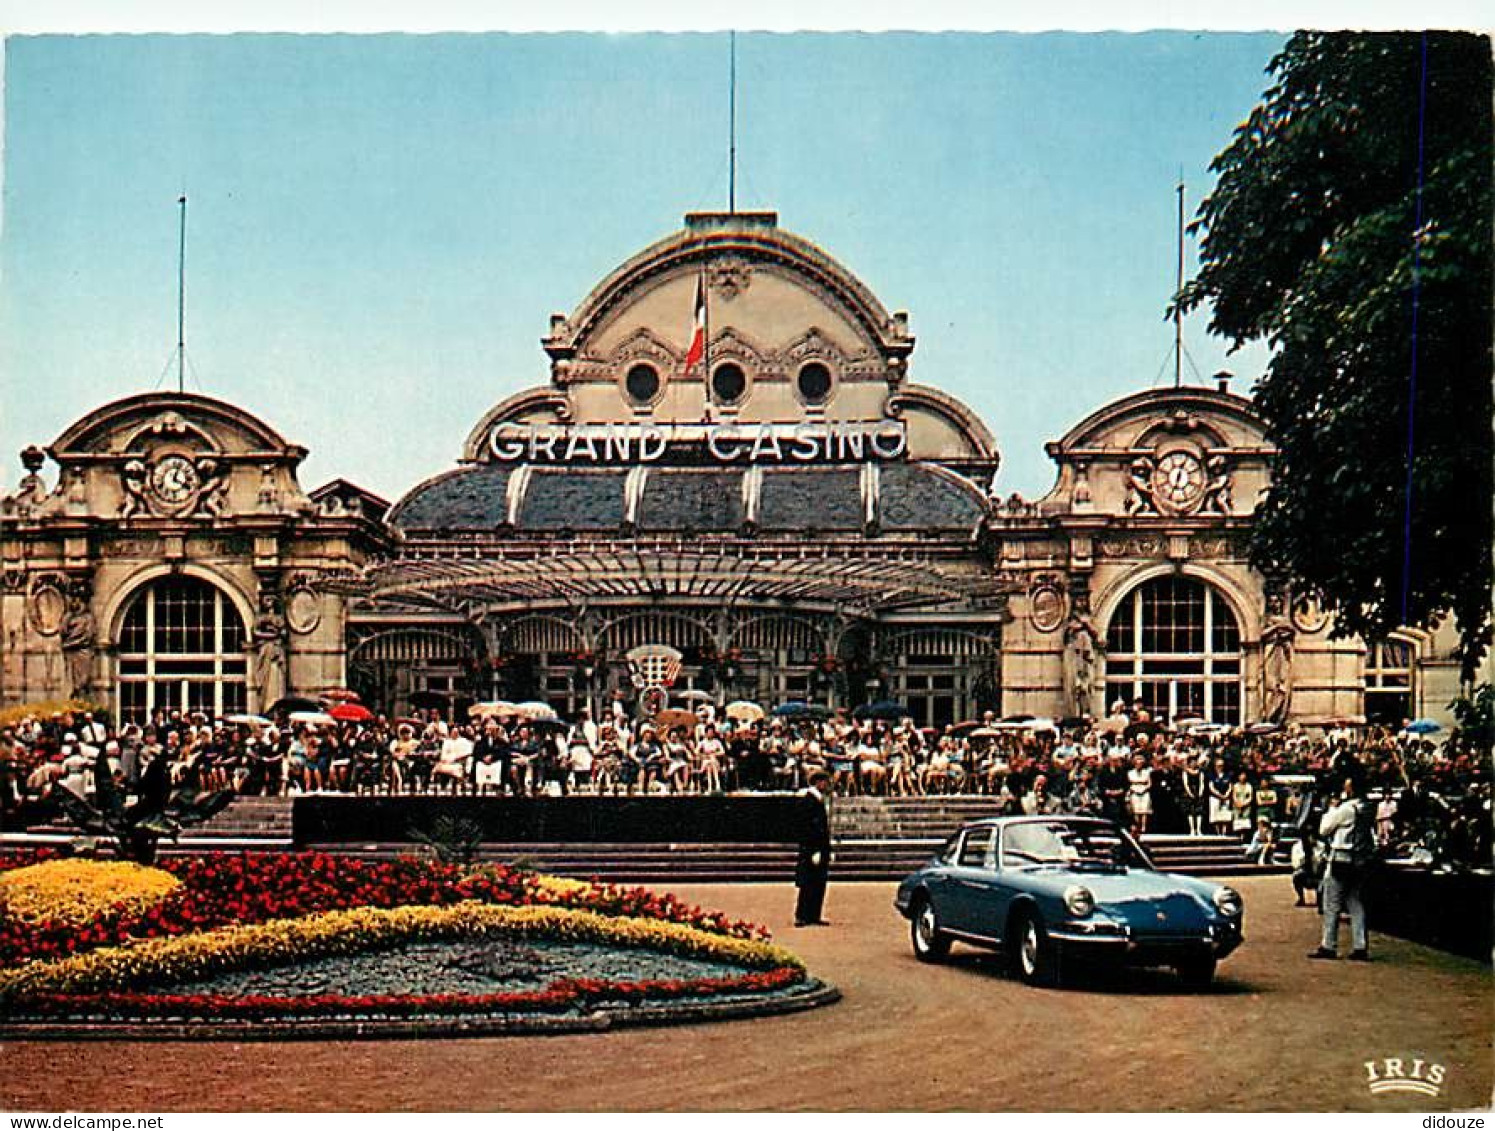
[1151,450,1205,510]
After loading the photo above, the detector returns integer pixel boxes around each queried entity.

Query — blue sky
[0,31,1283,499]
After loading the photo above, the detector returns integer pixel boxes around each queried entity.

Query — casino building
[0,211,1467,730]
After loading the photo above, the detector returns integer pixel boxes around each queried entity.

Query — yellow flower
[528,874,596,899]
[0,901,805,999]
[0,859,180,928]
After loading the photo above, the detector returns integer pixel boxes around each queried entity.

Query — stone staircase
[7,795,1285,881]
[185,795,294,845]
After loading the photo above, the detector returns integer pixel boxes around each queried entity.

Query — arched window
[1104,576,1242,724]
[116,577,248,724]
[1364,637,1414,726]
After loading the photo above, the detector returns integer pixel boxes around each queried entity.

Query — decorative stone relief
[60,578,96,698]
[26,573,68,637]
[1201,455,1233,514]
[1124,456,1158,515]
[708,258,753,301]
[1027,575,1068,634]
[284,572,323,636]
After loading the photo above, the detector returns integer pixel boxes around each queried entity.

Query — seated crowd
[0,698,1487,856]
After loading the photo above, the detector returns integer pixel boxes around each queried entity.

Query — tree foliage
[1179,32,1493,676]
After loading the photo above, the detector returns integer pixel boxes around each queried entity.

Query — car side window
[937,833,960,865]
[1003,822,1059,867]
[957,828,994,869]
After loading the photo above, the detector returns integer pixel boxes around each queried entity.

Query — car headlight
[1063,885,1095,918]
[1213,886,1243,917]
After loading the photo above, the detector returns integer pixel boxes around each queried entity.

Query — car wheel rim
[917,907,935,951]
[1021,922,1038,975]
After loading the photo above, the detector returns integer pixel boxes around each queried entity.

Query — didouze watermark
[486,419,909,464]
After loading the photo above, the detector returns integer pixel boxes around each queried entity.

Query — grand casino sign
[486,418,909,464]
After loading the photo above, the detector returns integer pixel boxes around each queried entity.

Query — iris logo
[1363,1056,1446,1098]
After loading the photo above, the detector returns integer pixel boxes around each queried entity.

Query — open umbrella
[269,696,321,715]
[653,708,698,732]
[1246,721,1283,735]
[1187,722,1230,735]
[318,688,363,703]
[725,700,765,723]
[1095,715,1129,735]
[1403,718,1442,735]
[967,726,1003,739]
[329,702,374,723]
[513,701,559,721]
[948,720,982,735]
[469,700,518,718]
[288,710,335,727]
[224,713,271,728]
[772,701,830,720]
[1002,713,1035,724]
[1025,717,1058,732]
[853,700,911,721]
[1056,715,1092,730]
[674,689,714,703]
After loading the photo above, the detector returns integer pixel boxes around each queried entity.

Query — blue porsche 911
[894,815,1244,986]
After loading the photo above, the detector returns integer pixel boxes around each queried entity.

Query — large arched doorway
[1103,576,1242,724]
[115,576,249,724]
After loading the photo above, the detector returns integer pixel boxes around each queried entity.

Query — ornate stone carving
[119,459,149,519]
[1027,575,1068,634]
[1099,535,1165,559]
[60,578,96,698]
[1261,577,1295,723]
[252,587,288,706]
[707,257,753,301]
[27,573,68,637]
[284,573,323,636]
[1201,454,1233,514]
[2,446,54,519]
[1291,592,1329,635]
[1124,456,1158,515]
[194,457,229,518]
[1063,607,1101,717]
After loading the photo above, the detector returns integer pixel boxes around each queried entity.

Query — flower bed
[0,851,831,1036]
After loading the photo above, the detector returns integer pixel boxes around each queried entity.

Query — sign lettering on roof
[486,420,908,464]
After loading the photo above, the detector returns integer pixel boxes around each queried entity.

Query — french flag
[683,273,706,374]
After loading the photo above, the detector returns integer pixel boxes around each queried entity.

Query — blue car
[894,815,1244,986]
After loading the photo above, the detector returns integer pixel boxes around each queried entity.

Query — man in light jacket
[1308,774,1376,961]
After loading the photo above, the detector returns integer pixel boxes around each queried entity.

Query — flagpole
[701,262,712,421]
[177,194,188,394]
[728,30,737,215]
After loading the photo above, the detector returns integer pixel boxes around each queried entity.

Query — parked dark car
[894,815,1244,986]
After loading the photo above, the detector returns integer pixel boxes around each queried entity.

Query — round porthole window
[625,362,660,405]
[797,361,833,404]
[711,362,748,405]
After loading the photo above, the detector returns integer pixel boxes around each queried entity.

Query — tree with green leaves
[1179,31,1493,678]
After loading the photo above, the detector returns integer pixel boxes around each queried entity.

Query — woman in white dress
[1127,752,1154,834]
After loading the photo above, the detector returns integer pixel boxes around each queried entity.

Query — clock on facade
[1151,449,1205,511]
[148,453,201,507]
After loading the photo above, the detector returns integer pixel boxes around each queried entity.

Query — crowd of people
[0,697,1487,862]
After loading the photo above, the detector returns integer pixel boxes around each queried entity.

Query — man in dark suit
[795,773,832,926]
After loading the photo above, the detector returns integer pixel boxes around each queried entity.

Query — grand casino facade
[0,212,1466,730]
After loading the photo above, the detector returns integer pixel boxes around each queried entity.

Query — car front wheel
[1011,911,1057,986]
[911,898,951,963]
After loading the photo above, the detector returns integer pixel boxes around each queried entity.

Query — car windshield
[1002,821,1150,872]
